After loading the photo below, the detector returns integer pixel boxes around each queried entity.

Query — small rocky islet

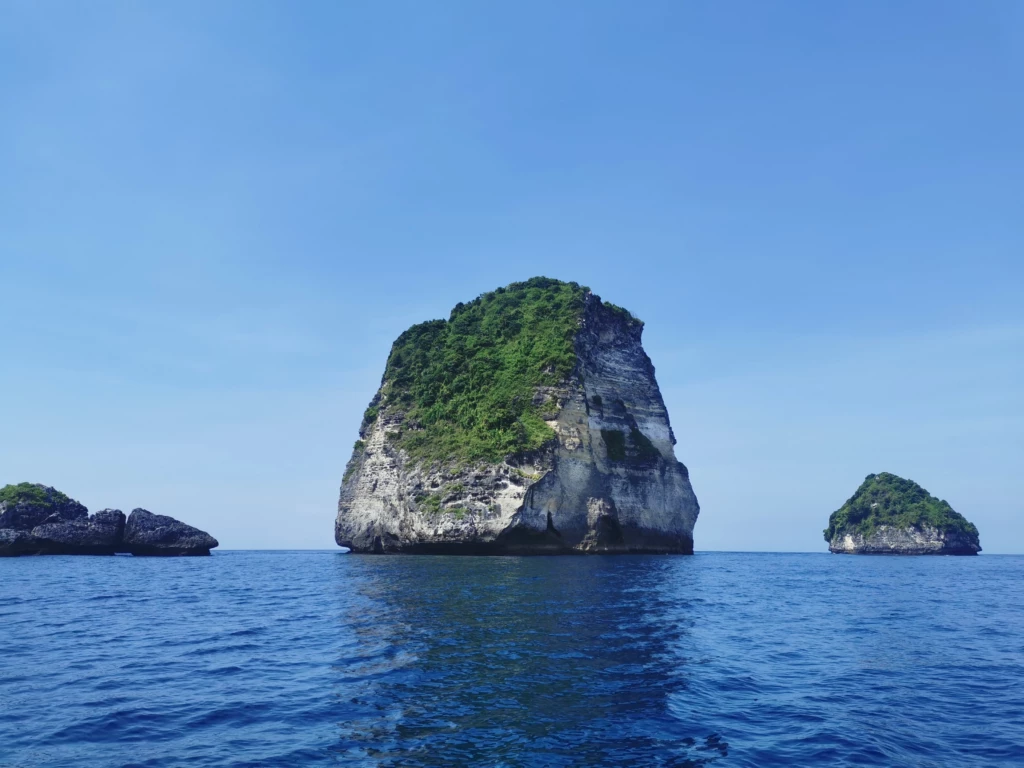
[336,277,700,555]
[825,472,981,555]
[0,483,218,557]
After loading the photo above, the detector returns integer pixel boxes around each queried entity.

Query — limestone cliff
[825,472,981,555]
[335,278,699,554]
[828,525,981,555]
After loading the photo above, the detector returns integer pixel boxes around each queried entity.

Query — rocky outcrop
[828,525,980,555]
[30,509,126,555]
[123,509,219,556]
[0,483,218,557]
[825,472,981,555]
[336,280,700,554]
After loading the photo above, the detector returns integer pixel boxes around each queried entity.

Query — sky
[1,1,1021,552]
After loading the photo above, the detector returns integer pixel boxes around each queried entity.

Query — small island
[335,277,700,555]
[825,472,981,555]
[0,482,218,557]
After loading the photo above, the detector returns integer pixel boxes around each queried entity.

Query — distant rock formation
[124,509,219,556]
[825,473,981,555]
[336,277,700,554]
[0,483,218,557]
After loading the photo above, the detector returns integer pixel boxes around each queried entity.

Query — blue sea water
[1,552,1022,767]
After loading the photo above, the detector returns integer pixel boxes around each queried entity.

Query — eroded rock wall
[828,525,980,555]
[335,294,700,554]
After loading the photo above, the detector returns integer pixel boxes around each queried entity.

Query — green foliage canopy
[0,482,71,507]
[823,472,979,542]
[370,277,593,464]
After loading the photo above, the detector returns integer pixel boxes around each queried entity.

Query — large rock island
[336,277,700,554]
[825,472,981,555]
[0,483,218,556]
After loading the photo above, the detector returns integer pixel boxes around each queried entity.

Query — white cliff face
[828,525,981,555]
[335,294,699,554]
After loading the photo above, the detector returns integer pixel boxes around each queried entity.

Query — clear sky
[2,1,1021,552]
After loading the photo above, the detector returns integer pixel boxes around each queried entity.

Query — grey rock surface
[123,508,219,556]
[0,529,42,557]
[828,525,981,555]
[336,293,700,554]
[30,509,126,555]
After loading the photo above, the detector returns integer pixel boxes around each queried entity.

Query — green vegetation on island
[365,277,639,465]
[0,482,73,508]
[823,472,979,542]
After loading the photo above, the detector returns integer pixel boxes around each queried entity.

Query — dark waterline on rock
[2,552,1022,766]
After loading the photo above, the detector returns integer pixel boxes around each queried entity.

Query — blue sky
[2,1,1021,551]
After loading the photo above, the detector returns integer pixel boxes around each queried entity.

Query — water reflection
[331,555,727,766]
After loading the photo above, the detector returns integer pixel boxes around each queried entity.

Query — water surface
[1,552,1022,766]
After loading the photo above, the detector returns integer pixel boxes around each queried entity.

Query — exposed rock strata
[336,287,700,554]
[828,525,980,555]
[0,484,218,557]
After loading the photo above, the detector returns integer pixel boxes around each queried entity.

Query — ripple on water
[1,552,1023,766]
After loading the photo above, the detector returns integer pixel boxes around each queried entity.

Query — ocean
[1,551,1022,767]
